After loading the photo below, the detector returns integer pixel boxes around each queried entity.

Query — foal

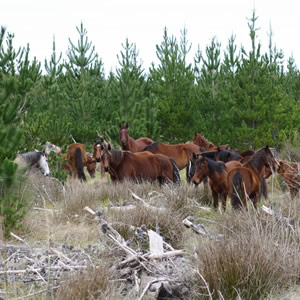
[192,155,228,210]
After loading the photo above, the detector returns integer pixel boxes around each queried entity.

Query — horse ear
[125,122,129,128]
[119,123,122,128]
[192,153,197,160]
[100,137,104,142]
[194,132,197,137]
[108,144,111,151]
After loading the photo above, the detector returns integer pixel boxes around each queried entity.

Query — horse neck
[126,135,137,151]
[111,149,124,167]
[22,152,39,166]
[206,159,217,179]
[244,151,267,175]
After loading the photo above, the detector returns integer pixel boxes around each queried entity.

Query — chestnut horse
[142,142,201,170]
[193,133,228,151]
[62,143,96,181]
[278,160,300,198]
[119,123,154,152]
[101,144,180,184]
[227,146,278,209]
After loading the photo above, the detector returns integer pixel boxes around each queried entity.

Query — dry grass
[56,264,116,300]
[7,152,300,299]
[190,199,300,300]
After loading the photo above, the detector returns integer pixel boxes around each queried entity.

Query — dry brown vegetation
[1,150,300,299]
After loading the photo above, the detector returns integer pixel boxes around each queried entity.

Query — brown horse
[192,155,228,210]
[62,143,96,181]
[186,148,241,183]
[228,146,278,209]
[278,160,300,198]
[92,138,104,162]
[193,133,228,151]
[119,123,154,152]
[142,142,201,170]
[101,144,181,184]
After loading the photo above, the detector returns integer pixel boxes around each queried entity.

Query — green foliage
[149,27,196,143]
[2,10,300,156]
[104,38,160,144]
[0,27,27,237]
[48,152,68,184]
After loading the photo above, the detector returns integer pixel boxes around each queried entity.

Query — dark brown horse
[119,123,154,152]
[192,155,229,210]
[186,148,241,183]
[142,142,201,170]
[278,160,300,198]
[101,144,180,184]
[228,146,278,209]
[61,143,96,181]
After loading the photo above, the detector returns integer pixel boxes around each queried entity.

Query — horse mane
[141,142,160,152]
[218,148,241,162]
[111,148,124,166]
[246,146,270,172]
[21,151,41,166]
[205,157,226,173]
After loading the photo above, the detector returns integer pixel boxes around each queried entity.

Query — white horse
[14,150,50,176]
[44,141,62,155]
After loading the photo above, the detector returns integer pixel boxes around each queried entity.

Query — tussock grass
[191,201,300,300]
[56,264,116,300]
[11,154,300,299]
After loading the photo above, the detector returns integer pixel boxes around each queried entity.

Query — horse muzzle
[192,180,199,186]
[96,158,101,162]
[121,141,127,147]
[104,167,109,172]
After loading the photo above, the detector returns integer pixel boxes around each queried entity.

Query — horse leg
[221,193,227,211]
[211,189,219,210]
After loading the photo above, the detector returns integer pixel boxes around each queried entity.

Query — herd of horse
[16,123,300,210]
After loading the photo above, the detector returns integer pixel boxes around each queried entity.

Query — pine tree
[105,38,156,144]
[149,27,195,142]
[0,27,27,237]
[64,23,106,144]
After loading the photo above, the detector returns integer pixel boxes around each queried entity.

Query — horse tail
[186,160,192,183]
[232,171,243,209]
[260,176,268,199]
[170,158,181,184]
[75,148,86,181]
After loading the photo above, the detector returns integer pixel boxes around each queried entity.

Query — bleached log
[146,249,184,259]
[130,190,166,212]
[148,230,164,256]
[182,217,208,237]
[261,205,295,231]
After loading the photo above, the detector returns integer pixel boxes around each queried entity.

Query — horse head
[101,143,112,172]
[119,123,129,147]
[93,138,104,162]
[192,155,208,185]
[264,145,280,172]
[37,151,50,176]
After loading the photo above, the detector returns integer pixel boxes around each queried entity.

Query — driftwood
[182,216,223,241]
[261,205,296,231]
[84,204,189,299]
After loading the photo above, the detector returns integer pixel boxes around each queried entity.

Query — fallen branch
[261,205,295,231]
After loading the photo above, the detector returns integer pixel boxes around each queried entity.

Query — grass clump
[191,207,300,299]
[56,264,116,300]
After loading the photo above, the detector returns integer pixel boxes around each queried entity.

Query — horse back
[134,137,154,152]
